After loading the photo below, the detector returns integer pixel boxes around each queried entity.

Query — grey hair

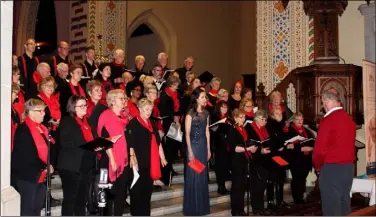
[135,55,145,63]
[107,89,125,108]
[217,89,228,99]
[57,62,68,72]
[321,88,341,103]
[157,52,168,61]
[210,77,222,85]
[36,62,50,72]
[137,98,153,109]
[254,109,268,121]
[24,98,45,116]
[113,49,125,57]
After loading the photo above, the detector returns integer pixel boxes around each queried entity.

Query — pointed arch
[127,9,177,68]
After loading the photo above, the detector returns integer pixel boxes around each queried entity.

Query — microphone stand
[45,124,52,216]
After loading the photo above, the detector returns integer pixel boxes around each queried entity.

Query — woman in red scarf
[57,95,104,216]
[36,77,61,129]
[11,83,23,151]
[286,112,314,205]
[59,64,86,116]
[263,90,292,123]
[11,99,55,216]
[211,100,231,195]
[158,75,181,186]
[126,98,167,215]
[228,109,258,216]
[95,63,114,104]
[247,109,272,215]
[207,76,221,107]
[126,80,143,118]
[240,98,255,123]
[97,89,131,216]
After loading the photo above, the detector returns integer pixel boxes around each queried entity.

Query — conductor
[313,88,356,216]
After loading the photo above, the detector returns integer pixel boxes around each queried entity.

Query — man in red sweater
[313,88,356,216]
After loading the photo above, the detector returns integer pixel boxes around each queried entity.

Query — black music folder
[80,137,114,151]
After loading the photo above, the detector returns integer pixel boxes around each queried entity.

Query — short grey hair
[113,49,125,58]
[166,75,181,87]
[321,88,341,103]
[57,62,68,72]
[36,62,50,72]
[137,98,153,109]
[24,98,45,116]
[157,52,168,61]
[217,89,228,99]
[135,55,145,63]
[210,77,222,85]
[254,109,268,121]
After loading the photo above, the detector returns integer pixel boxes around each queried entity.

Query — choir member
[179,71,195,94]
[11,83,22,150]
[119,71,134,91]
[151,63,165,91]
[263,91,292,123]
[228,81,243,112]
[141,75,155,90]
[242,88,253,101]
[41,41,71,77]
[13,54,19,67]
[109,48,126,85]
[217,88,229,102]
[248,110,271,215]
[126,98,168,215]
[207,77,221,107]
[97,89,131,216]
[59,64,86,116]
[265,108,289,210]
[95,63,115,104]
[12,67,26,118]
[18,38,39,92]
[126,80,143,118]
[57,95,103,215]
[239,98,255,122]
[229,109,258,216]
[132,55,147,80]
[157,52,170,77]
[36,77,61,129]
[313,89,356,216]
[180,77,202,115]
[54,63,69,96]
[27,62,51,99]
[175,56,194,84]
[80,46,98,88]
[212,100,231,195]
[158,75,182,185]
[286,112,314,204]
[183,88,210,216]
[11,99,56,216]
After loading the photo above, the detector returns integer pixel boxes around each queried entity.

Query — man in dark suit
[313,88,356,216]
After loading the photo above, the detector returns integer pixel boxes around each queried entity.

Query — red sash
[38,91,61,120]
[68,81,86,97]
[250,121,269,145]
[75,116,94,142]
[165,87,180,112]
[33,72,43,84]
[235,125,251,159]
[21,55,39,78]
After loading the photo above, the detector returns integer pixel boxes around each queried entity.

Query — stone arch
[127,9,178,68]
[15,1,40,55]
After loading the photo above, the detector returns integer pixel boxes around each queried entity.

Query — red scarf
[13,91,25,120]
[119,83,126,91]
[86,99,106,118]
[127,100,139,118]
[291,123,309,155]
[38,91,61,120]
[25,117,55,183]
[206,101,213,107]
[251,121,269,141]
[268,104,286,113]
[97,109,129,181]
[112,59,125,71]
[165,87,180,112]
[100,79,114,101]
[235,125,252,159]
[33,72,43,84]
[219,113,227,119]
[75,116,94,142]
[136,115,161,180]
[152,105,164,132]
[209,89,219,97]
[69,81,86,97]
[245,111,254,118]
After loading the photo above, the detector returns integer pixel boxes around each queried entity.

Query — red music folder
[272,156,289,166]
[188,158,206,174]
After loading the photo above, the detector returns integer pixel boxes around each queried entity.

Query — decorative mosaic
[88,1,96,47]
[69,0,89,63]
[308,15,315,65]
[257,0,311,95]
[286,82,297,112]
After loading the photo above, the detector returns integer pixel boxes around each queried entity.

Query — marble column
[359,2,376,62]
[1,1,20,216]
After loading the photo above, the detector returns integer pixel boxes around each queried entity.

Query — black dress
[228,95,241,113]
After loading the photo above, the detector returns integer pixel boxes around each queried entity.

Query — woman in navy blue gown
[183,88,211,215]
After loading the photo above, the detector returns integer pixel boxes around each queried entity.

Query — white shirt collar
[324,107,343,118]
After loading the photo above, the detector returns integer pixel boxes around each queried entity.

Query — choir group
[11,39,319,216]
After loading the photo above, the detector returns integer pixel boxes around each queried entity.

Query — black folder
[80,137,114,151]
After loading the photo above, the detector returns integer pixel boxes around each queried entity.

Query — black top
[40,53,71,77]
[59,83,80,116]
[55,76,69,96]
[11,123,56,183]
[87,103,107,137]
[57,116,96,173]
[228,96,241,112]
[125,118,161,170]
[81,60,97,78]
[159,90,179,133]
[286,125,314,168]
[179,93,191,115]
[11,107,20,125]
[265,118,287,153]
[18,53,39,94]
[175,66,190,84]
[211,114,230,149]
[109,62,127,84]
[228,125,248,165]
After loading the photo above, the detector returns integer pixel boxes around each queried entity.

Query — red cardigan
[313,108,356,170]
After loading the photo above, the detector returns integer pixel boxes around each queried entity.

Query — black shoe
[294,199,305,205]
[217,187,230,195]
[153,185,163,191]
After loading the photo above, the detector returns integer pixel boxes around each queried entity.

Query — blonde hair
[86,80,102,94]
[38,76,56,91]
[157,52,168,61]
[269,91,282,102]
[291,112,304,120]
[25,99,46,116]
[144,86,158,95]
[217,89,228,99]
[12,82,21,93]
[232,108,245,119]
[210,77,222,85]
[254,109,268,121]
[122,71,133,80]
[137,98,153,109]
[106,89,125,107]
[239,98,253,110]
[135,55,145,63]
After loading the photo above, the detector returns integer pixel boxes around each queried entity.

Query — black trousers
[59,169,92,216]
[104,166,131,216]
[230,158,247,215]
[161,137,180,185]
[13,179,46,216]
[319,164,354,216]
[290,163,310,202]
[266,167,286,205]
[250,165,268,211]
[215,143,230,189]
[130,169,153,216]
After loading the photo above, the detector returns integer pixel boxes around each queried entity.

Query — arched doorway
[127,24,164,72]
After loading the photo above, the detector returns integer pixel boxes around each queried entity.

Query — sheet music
[253,107,258,113]
[209,118,227,128]
[131,167,139,189]
[243,120,253,127]
[249,138,270,144]
[284,135,307,144]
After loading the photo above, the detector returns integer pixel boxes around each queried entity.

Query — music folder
[79,137,114,151]
[248,138,271,148]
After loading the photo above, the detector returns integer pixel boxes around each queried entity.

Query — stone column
[359,2,376,62]
[1,1,20,215]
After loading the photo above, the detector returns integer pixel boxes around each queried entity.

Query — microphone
[329,49,346,64]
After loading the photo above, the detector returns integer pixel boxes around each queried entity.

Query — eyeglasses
[31,109,45,114]
[75,104,87,109]
[244,105,253,108]
[117,97,128,101]
[43,84,54,88]
[59,47,69,51]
